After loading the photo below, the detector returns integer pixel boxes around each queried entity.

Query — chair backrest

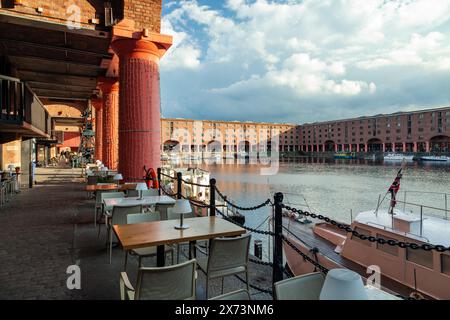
[208,233,251,273]
[274,272,325,300]
[141,189,159,197]
[98,191,125,207]
[127,212,161,224]
[166,206,195,220]
[112,205,143,225]
[136,259,197,300]
[126,190,139,198]
[87,176,98,185]
[209,289,251,300]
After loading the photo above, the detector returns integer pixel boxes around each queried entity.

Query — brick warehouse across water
[160,106,450,155]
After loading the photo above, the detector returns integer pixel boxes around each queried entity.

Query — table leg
[157,245,165,267]
[189,241,197,259]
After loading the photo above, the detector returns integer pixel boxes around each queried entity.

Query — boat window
[352,227,372,246]
[406,247,434,269]
[376,234,398,256]
[441,254,450,276]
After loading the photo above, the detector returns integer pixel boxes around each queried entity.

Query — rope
[282,204,450,252]
[160,172,176,180]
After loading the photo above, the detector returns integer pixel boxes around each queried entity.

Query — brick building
[161,118,299,153]
[299,107,450,153]
[0,0,171,183]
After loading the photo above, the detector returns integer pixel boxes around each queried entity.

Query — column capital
[111,37,171,61]
[98,77,119,93]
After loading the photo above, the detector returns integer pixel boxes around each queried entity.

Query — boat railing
[401,190,449,219]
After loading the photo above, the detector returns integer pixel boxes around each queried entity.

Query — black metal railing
[156,166,446,299]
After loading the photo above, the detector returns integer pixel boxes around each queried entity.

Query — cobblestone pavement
[0,167,273,300]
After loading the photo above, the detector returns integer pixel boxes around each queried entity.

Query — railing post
[157,168,161,196]
[209,178,216,216]
[177,172,182,200]
[273,192,284,286]
[445,194,448,220]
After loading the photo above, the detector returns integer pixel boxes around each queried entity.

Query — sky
[159,0,450,124]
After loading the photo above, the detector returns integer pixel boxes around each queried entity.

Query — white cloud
[161,0,450,123]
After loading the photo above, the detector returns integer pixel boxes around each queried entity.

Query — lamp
[172,199,192,230]
[113,173,123,186]
[135,182,148,200]
[319,269,368,300]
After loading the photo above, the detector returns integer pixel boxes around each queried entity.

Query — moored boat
[384,153,414,161]
[282,168,450,300]
[420,155,450,162]
[334,152,357,159]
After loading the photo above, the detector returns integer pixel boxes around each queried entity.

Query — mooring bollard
[254,239,262,260]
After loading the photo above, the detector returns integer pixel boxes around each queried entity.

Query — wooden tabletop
[103,196,175,208]
[113,216,246,250]
[85,184,119,191]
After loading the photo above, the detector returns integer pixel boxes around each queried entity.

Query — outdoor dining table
[85,184,119,191]
[113,216,246,266]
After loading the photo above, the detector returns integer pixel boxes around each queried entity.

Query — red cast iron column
[99,78,119,171]
[111,39,163,182]
[92,98,103,162]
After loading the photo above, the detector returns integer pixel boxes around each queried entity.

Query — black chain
[216,187,272,211]
[249,257,273,267]
[160,186,176,197]
[216,208,276,236]
[160,172,176,180]
[282,204,450,252]
[282,236,330,274]
[234,275,273,295]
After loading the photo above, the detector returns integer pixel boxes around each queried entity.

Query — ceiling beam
[16,69,100,85]
[9,55,105,71]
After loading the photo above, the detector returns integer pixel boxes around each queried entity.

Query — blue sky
[159,0,450,123]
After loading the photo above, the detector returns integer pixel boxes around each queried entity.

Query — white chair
[124,212,174,270]
[197,233,251,299]
[209,289,251,300]
[274,272,325,300]
[141,189,159,197]
[96,191,125,235]
[108,204,143,263]
[120,259,197,300]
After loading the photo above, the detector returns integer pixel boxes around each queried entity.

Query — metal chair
[124,212,174,270]
[209,289,251,300]
[274,272,325,300]
[197,233,251,299]
[141,189,159,197]
[108,204,143,263]
[120,259,197,300]
[95,191,125,229]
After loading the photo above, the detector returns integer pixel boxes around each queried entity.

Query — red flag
[388,168,403,209]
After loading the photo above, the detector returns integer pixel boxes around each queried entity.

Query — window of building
[407,247,433,269]
[352,227,372,246]
[376,234,398,256]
